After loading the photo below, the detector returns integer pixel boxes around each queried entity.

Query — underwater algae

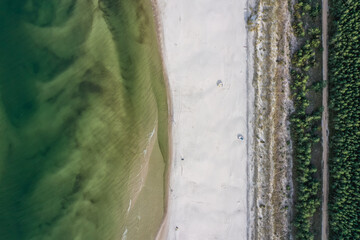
[0,0,168,239]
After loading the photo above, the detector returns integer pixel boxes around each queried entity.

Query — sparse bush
[310,39,321,48]
[304,4,311,12]
[290,0,323,239]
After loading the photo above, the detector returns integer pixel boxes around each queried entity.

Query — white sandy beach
[155,0,252,239]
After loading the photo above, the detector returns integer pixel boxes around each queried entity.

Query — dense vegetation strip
[328,1,360,239]
[290,0,323,239]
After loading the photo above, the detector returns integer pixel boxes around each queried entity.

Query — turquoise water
[0,0,168,239]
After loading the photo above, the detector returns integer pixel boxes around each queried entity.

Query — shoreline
[150,0,173,239]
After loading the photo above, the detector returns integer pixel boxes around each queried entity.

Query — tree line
[328,0,360,239]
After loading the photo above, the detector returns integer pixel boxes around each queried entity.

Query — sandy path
[155,0,251,239]
[321,0,329,239]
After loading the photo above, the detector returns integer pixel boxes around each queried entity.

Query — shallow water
[0,0,168,239]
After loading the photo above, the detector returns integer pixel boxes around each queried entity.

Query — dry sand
[154,0,253,239]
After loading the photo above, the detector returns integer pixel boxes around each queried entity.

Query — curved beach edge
[150,0,173,239]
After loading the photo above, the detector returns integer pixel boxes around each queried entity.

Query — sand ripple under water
[0,0,168,239]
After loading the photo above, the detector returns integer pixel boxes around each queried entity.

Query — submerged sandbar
[0,0,168,239]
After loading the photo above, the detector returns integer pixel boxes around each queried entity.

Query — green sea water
[0,0,169,239]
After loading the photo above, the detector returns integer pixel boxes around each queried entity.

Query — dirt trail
[321,0,329,239]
